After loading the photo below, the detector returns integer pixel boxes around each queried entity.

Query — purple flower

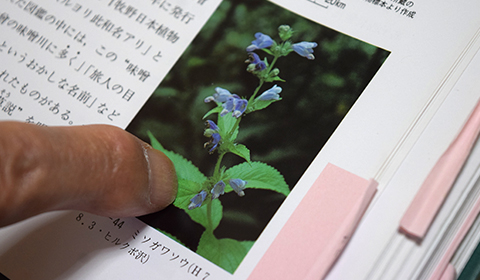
[211,180,226,199]
[246,32,274,52]
[204,120,221,153]
[247,52,266,71]
[292,42,318,60]
[220,94,240,116]
[209,133,221,153]
[233,99,248,118]
[205,120,219,132]
[229,178,248,197]
[220,95,248,119]
[188,190,207,210]
[204,87,233,103]
[204,87,247,119]
[257,85,282,101]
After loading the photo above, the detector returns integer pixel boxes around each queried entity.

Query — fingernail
[144,144,178,209]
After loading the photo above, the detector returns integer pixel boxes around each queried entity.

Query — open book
[1,0,480,279]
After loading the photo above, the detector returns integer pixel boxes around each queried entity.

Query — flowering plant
[149,25,317,273]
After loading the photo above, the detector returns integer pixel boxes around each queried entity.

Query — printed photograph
[126,0,390,273]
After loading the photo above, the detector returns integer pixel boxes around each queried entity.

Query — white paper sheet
[0,0,221,127]
[1,0,480,279]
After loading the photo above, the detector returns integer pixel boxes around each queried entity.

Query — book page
[0,0,479,279]
[0,0,220,127]
[125,1,389,276]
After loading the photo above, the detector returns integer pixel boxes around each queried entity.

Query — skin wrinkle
[107,132,123,180]
[75,127,150,215]
[0,125,54,223]
[21,127,68,212]
[141,142,156,209]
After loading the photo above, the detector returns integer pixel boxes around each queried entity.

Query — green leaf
[227,143,251,163]
[262,48,274,56]
[147,131,207,184]
[185,199,223,231]
[147,130,164,151]
[173,179,204,210]
[240,240,255,252]
[218,114,239,141]
[249,98,281,112]
[156,229,186,247]
[196,231,250,274]
[224,162,290,196]
[203,106,222,119]
[264,76,286,83]
[148,132,209,212]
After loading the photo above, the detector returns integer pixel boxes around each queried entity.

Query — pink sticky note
[400,98,480,241]
[247,163,377,280]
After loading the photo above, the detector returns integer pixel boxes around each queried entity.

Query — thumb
[0,121,177,227]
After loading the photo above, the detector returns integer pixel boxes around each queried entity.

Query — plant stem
[249,81,264,103]
[206,199,213,232]
[213,152,226,179]
[268,55,279,73]
[249,54,280,102]
[228,116,242,138]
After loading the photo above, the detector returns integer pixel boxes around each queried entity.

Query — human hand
[0,121,177,227]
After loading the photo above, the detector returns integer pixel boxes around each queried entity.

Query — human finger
[0,121,177,227]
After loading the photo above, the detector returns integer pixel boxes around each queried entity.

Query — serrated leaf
[156,229,186,247]
[196,232,250,274]
[228,144,251,163]
[173,179,204,210]
[185,199,223,231]
[224,162,290,196]
[147,131,207,184]
[203,106,222,119]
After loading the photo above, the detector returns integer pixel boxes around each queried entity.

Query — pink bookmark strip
[400,98,480,240]
[438,263,456,280]
[247,163,377,280]
[429,185,480,280]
